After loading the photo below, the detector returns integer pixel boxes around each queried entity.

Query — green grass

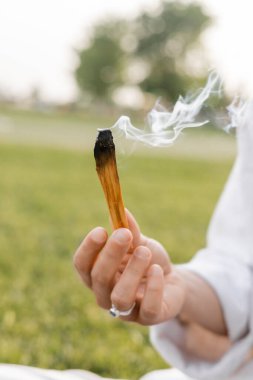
[0,139,233,379]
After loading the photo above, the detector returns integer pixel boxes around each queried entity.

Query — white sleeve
[0,364,104,380]
[150,103,253,380]
[150,251,253,380]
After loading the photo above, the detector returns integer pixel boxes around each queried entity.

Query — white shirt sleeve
[150,103,253,380]
[150,251,253,380]
[0,364,106,380]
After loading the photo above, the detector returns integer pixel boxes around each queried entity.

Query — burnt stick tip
[94,129,115,167]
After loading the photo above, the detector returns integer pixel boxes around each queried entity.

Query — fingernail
[149,264,162,276]
[91,227,107,244]
[134,246,150,259]
[112,228,131,244]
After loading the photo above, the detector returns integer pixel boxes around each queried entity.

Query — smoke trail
[225,97,248,132]
[110,71,221,147]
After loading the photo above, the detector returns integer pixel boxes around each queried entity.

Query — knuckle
[95,295,110,310]
[129,266,144,277]
[129,260,149,276]
[148,283,161,293]
[141,307,158,322]
[104,248,118,261]
[91,269,102,284]
[112,235,131,250]
[91,268,110,288]
[111,294,131,311]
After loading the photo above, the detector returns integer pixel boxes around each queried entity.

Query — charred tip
[96,129,114,146]
[94,129,115,166]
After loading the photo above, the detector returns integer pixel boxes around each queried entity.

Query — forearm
[183,322,232,362]
[177,268,227,335]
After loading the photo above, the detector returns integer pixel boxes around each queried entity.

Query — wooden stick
[94,129,128,230]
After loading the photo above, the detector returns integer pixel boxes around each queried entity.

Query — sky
[0,0,253,103]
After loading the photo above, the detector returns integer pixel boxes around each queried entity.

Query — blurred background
[0,0,251,379]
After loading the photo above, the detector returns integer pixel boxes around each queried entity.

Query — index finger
[73,227,108,287]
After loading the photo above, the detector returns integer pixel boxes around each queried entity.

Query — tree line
[75,1,211,108]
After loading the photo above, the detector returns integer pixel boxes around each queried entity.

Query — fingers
[91,228,133,309]
[111,246,151,313]
[73,227,108,287]
[139,264,164,325]
[74,227,133,309]
[74,210,168,325]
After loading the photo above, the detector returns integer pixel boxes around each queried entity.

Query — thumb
[125,208,142,247]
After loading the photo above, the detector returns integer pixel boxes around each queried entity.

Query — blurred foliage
[75,0,212,104]
[0,137,232,378]
[134,1,211,99]
[75,23,124,100]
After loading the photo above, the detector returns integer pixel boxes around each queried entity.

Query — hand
[74,210,186,325]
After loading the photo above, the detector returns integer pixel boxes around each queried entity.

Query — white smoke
[105,71,248,148]
[225,97,248,132]
[111,71,222,147]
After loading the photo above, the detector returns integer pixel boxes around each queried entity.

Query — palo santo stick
[94,129,128,230]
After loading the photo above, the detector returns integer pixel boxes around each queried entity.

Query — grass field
[0,107,234,379]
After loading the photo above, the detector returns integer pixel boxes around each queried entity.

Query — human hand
[74,210,186,325]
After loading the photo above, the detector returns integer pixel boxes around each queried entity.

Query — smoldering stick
[94,129,128,230]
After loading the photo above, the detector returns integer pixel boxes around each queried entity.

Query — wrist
[174,268,227,334]
[166,265,188,318]
[175,268,196,322]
